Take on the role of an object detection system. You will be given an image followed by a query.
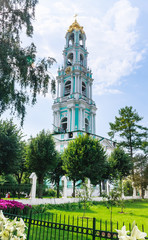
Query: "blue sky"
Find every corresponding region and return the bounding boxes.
[2,0,148,140]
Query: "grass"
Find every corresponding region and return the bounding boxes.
[38,199,148,233]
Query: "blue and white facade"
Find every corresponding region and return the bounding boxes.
[52,20,114,154]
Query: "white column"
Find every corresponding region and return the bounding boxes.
[71,76,73,94]
[80,76,82,94]
[91,113,93,133]
[29,173,37,199]
[79,108,82,130]
[106,181,109,195]
[90,83,92,99]
[72,107,75,131]
[68,108,70,131]
[87,178,91,198]
[61,176,67,198]
[93,114,96,134]
[60,80,63,97]
[82,109,85,130]
[78,75,80,93]
[57,110,60,128]
[87,83,90,99]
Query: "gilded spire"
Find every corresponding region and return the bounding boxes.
[67,16,85,34]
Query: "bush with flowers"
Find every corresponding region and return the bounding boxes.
[0,200,31,211]
[116,221,147,240]
[0,210,27,240]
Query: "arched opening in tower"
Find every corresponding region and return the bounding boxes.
[82,82,86,97]
[85,118,89,132]
[80,54,84,66]
[67,53,73,66]
[64,80,71,96]
[79,34,83,47]
[68,33,74,46]
[61,117,67,132]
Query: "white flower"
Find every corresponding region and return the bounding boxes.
[130,225,147,240]
[0,211,27,240]
[116,225,130,240]
[116,222,147,240]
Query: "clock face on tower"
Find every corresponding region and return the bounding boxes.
[65,66,71,75]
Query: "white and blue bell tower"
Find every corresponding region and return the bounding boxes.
[52,19,97,150]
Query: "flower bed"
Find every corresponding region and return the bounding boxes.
[0,199,31,210]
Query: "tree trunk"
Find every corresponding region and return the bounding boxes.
[99,181,102,196]
[57,180,60,198]
[38,177,44,198]
[73,180,76,198]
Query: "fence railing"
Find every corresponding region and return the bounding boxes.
[3,209,148,240]
[0,183,31,198]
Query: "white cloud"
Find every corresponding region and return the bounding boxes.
[87,0,145,94]
[32,0,146,96]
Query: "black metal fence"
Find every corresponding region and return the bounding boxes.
[2,208,148,240]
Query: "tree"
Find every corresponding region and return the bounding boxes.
[26,130,57,197]
[0,0,56,124]
[133,154,148,198]
[108,106,148,177]
[108,147,133,212]
[108,147,133,181]
[0,119,23,175]
[62,134,107,197]
[50,153,66,198]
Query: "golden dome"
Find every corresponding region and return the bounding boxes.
[67,20,85,34]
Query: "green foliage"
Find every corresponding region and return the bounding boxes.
[76,178,93,216]
[123,179,133,196]
[0,119,24,175]
[108,106,148,159]
[108,147,133,180]
[49,153,65,198]
[62,134,107,196]
[133,154,148,198]
[26,130,57,197]
[0,0,56,124]
[43,188,57,198]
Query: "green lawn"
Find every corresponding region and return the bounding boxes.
[41,199,148,233]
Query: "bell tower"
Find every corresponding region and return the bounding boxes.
[52,19,97,151]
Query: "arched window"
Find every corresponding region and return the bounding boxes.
[67,53,73,66]
[68,33,74,46]
[64,81,71,96]
[82,82,86,97]
[61,117,67,132]
[85,118,89,132]
[79,34,83,47]
[80,54,84,66]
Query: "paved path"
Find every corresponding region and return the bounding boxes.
[17,196,142,205]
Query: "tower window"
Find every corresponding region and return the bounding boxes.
[79,34,83,47]
[67,53,73,66]
[64,80,71,96]
[85,118,89,132]
[61,117,67,132]
[68,33,74,46]
[80,54,84,66]
[82,82,86,97]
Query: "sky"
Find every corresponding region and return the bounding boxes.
[2,0,148,140]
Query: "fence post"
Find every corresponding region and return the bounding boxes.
[92,217,96,240]
[27,209,32,240]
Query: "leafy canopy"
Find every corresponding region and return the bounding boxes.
[26,130,57,184]
[0,119,24,175]
[62,134,107,185]
[108,106,148,158]
[0,0,56,124]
